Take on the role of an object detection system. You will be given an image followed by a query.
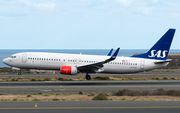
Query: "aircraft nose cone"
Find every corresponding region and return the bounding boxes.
[2,58,8,65]
[3,59,5,63]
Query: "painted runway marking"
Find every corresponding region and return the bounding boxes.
[0,106,180,109]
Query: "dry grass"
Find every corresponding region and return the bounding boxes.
[110,75,180,80]
[1,74,180,82]
[0,94,180,101]
[110,96,180,101]
[0,94,92,101]
[147,69,180,72]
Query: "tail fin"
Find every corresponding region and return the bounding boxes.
[132,29,176,60]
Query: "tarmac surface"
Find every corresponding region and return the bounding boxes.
[0,80,180,94]
[0,101,179,113]
[1,71,180,77]
[0,72,180,113]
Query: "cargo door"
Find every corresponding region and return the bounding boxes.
[140,60,145,69]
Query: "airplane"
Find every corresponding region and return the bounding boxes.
[106,48,113,56]
[2,29,176,80]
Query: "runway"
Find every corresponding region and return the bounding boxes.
[0,76,180,113]
[0,80,180,94]
[0,101,179,113]
[1,71,180,77]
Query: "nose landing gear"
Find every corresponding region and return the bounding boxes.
[18,71,21,75]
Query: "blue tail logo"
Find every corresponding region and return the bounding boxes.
[148,50,168,58]
[132,29,176,60]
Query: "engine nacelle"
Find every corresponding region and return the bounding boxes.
[60,66,78,75]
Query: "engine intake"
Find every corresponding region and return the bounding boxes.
[60,66,78,75]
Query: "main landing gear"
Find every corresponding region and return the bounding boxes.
[85,73,91,80]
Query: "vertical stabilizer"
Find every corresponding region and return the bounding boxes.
[132,29,176,60]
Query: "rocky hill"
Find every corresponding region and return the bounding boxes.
[166,54,180,69]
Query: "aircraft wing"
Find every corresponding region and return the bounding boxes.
[77,48,120,73]
[106,48,113,56]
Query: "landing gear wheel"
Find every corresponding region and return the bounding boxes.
[18,72,21,75]
[85,74,91,80]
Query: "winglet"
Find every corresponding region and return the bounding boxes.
[109,48,120,60]
[106,49,113,56]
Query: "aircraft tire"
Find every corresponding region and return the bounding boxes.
[85,74,91,80]
[18,72,21,75]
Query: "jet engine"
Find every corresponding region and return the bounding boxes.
[60,66,78,75]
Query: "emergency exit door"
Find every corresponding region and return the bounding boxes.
[22,54,27,63]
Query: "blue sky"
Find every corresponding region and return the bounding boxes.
[0,0,180,49]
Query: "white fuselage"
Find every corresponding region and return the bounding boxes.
[3,52,168,74]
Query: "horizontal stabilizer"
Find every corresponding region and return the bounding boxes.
[154,59,172,64]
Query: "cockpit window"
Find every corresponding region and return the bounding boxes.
[11,56,16,58]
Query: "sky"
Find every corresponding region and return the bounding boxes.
[0,0,180,49]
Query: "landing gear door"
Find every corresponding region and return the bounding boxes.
[22,54,27,63]
[140,60,145,69]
